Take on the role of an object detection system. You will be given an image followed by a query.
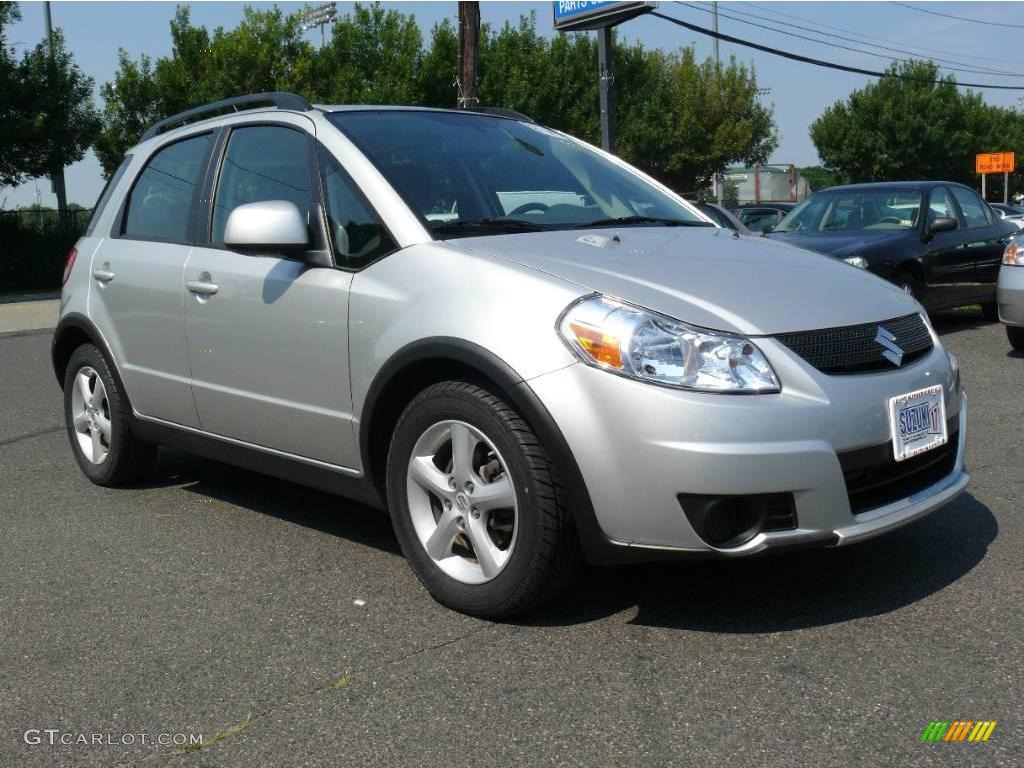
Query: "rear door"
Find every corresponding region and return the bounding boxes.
[87,132,214,427]
[182,119,360,468]
[949,185,1009,296]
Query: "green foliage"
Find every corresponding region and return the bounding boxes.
[810,60,1024,187]
[94,3,777,193]
[722,181,739,208]
[0,3,100,186]
[798,165,845,192]
[0,211,88,292]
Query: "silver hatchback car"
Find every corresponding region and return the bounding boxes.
[54,93,968,617]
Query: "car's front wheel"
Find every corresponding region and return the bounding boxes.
[1008,325,1024,351]
[63,344,156,486]
[386,381,580,618]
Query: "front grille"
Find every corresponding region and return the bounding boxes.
[839,417,959,514]
[774,313,933,374]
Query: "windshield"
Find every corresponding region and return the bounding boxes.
[774,189,923,233]
[328,111,709,236]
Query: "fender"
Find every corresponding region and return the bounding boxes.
[359,337,638,564]
[51,312,127,396]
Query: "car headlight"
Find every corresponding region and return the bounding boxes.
[558,295,780,393]
[1003,240,1024,266]
[843,256,869,269]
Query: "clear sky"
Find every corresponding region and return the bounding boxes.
[4,0,1024,208]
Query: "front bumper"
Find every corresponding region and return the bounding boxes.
[997,264,1024,326]
[528,338,966,560]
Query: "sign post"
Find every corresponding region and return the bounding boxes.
[975,152,1015,204]
[553,2,655,153]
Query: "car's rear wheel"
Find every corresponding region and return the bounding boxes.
[63,344,156,486]
[1008,325,1024,351]
[386,381,580,618]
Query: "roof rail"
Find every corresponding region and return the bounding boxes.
[139,92,313,142]
[465,106,535,123]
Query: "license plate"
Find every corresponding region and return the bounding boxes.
[888,384,947,462]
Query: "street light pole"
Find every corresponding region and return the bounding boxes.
[299,2,337,50]
[44,1,68,227]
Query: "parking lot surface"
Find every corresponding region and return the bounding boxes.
[1,312,1021,767]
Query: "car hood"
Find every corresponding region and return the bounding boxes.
[765,229,910,258]
[450,227,919,336]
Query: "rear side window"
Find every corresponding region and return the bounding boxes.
[211,125,312,244]
[123,134,212,242]
[319,147,396,268]
[950,187,991,229]
[86,154,131,236]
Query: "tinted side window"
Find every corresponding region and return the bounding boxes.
[212,126,312,243]
[950,187,989,229]
[319,148,396,268]
[87,154,132,236]
[124,134,211,241]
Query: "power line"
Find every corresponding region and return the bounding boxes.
[749,1,1024,67]
[891,2,1024,30]
[651,10,1024,90]
[685,1,1024,77]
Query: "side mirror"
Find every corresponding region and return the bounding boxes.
[761,222,775,234]
[224,200,309,252]
[928,216,958,235]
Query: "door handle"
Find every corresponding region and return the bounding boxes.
[92,264,115,282]
[186,279,219,296]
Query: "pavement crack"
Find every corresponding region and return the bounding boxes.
[0,424,62,447]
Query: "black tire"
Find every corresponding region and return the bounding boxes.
[1008,325,1024,351]
[63,344,156,486]
[386,381,580,619]
[894,270,925,304]
[981,301,999,322]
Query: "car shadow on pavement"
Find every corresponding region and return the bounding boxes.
[150,447,403,556]
[929,308,994,334]
[529,493,996,633]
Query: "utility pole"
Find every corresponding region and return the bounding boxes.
[457,1,480,109]
[597,27,616,153]
[712,1,719,66]
[44,2,68,228]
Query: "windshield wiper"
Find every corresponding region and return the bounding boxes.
[580,215,713,228]
[429,218,553,237]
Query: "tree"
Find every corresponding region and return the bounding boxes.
[0,3,100,187]
[620,49,776,193]
[810,59,1024,186]
[95,3,778,192]
[798,165,844,192]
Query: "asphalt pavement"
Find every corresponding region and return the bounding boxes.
[1,311,1021,767]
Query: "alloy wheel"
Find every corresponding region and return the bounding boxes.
[406,420,518,585]
[70,366,112,464]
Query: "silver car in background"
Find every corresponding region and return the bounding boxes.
[998,237,1024,350]
[53,93,967,618]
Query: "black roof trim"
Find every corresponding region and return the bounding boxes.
[139,92,313,142]
[464,106,535,123]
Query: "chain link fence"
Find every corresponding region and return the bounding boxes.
[0,209,92,294]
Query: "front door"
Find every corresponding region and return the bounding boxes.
[922,186,974,308]
[183,122,358,468]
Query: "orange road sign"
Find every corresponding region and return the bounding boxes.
[976,152,1015,174]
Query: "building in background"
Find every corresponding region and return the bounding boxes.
[723,164,811,204]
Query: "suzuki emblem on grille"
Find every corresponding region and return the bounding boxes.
[875,325,904,366]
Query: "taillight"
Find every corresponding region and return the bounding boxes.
[61,246,78,286]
